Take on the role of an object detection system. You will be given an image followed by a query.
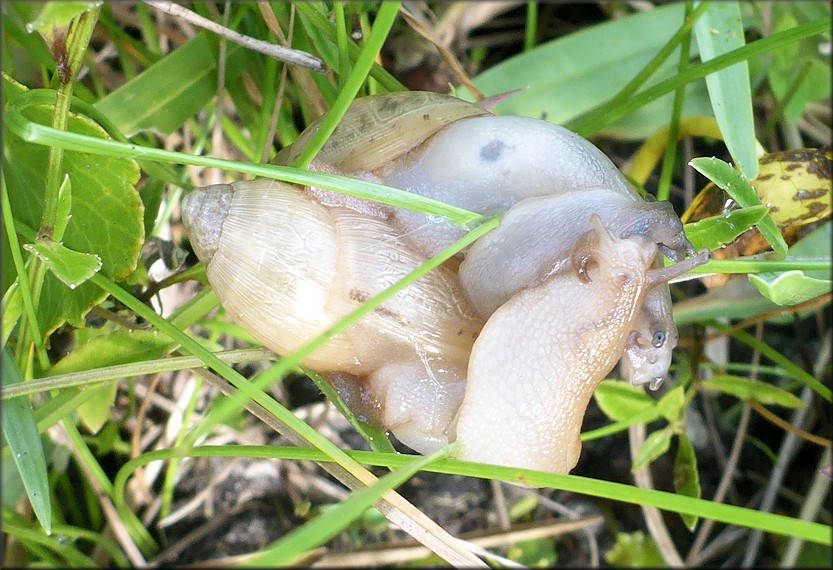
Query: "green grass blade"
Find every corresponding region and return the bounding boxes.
[248,445,455,566]
[6,91,485,227]
[292,1,400,169]
[693,2,758,179]
[572,15,829,135]
[115,445,833,547]
[1,346,52,534]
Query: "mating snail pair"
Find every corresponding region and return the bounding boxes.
[182,92,709,474]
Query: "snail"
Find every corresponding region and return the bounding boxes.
[182,92,709,473]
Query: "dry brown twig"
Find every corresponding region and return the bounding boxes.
[144,1,324,71]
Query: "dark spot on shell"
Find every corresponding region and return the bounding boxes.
[785,162,802,171]
[351,288,405,323]
[479,139,505,162]
[808,149,832,179]
[349,288,370,303]
[794,188,827,200]
[422,113,430,121]
[756,173,774,181]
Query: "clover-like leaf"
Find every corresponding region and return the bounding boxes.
[674,433,701,530]
[632,427,673,472]
[594,379,656,423]
[684,204,768,252]
[3,79,143,338]
[689,156,788,257]
[702,375,806,408]
[24,241,102,289]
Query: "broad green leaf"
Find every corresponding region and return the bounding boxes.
[684,204,769,252]
[694,2,758,179]
[673,279,785,326]
[656,386,686,423]
[1,346,52,534]
[77,383,118,434]
[674,433,701,530]
[93,32,244,137]
[604,531,665,567]
[748,271,831,307]
[594,379,656,423]
[24,241,102,289]
[2,281,24,347]
[702,375,806,408]
[46,329,178,377]
[632,427,673,472]
[749,221,832,306]
[3,81,143,338]
[689,156,788,257]
[768,9,832,122]
[468,3,712,138]
[27,1,100,46]
[508,537,558,567]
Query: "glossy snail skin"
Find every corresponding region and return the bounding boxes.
[183,92,708,473]
[455,218,672,473]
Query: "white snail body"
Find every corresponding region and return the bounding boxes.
[456,218,656,472]
[183,92,708,474]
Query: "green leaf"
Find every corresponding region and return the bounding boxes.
[674,433,701,530]
[24,241,102,289]
[689,156,788,257]
[693,2,758,179]
[46,329,178,377]
[1,346,52,534]
[684,204,768,252]
[53,174,71,242]
[768,9,832,122]
[468,3,712,138]
[656,386,686,423]
[27,1,100,46]
[748,221,832,306]
[93,32,244,137]
[2,281,24,347]
[702,375,806,408]
[632,427,674,472]
[3,82,144,338]
[604,531,665,567]
[594,380,656,423]
[748,270,831,307]
[77,383,118,434]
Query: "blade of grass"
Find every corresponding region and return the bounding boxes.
[1,346,52,534]
[292,1,400,169]
[293,2,405,93]
[657,2,694,201]
[6,90,484,227]
[571,15,829,136]
[693,1,758,179]
[249,445,457,566]
[730,328,831,403]
[115,445,833,546]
